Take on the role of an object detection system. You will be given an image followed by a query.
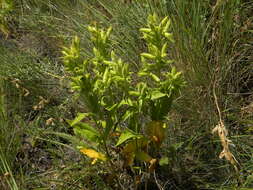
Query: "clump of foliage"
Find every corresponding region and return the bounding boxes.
[62,13,184,187]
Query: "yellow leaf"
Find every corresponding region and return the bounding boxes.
[80,148,107,162]
[122,142,136,166]
[146,121,165,147]
[122,138,149,167]
[135,151,152,162]
[149,158,157,173]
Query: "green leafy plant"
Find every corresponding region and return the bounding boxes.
[62,13,185,186]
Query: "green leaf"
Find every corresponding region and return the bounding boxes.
[150,73,160,82]
[159,157,169,166]
[106,26,112,37]
[151,91,166,100]
[106,103,118,112]
[103,67,109,83]
[160,16,168,27]
[141,53,156,59]
[135,151,152,162]
[68,113,90,126]
[103,121,113,140]
[122,110,134,121]
[138,71,148,77]
[140,28,151,33]
[73,123,100,142]
[163,18,171,32]
[128,91,140,96]
[161,43,168,56]
[116,130,142,146]
[172,142,184,150]
[164,32,174,42]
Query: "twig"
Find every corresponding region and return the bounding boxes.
[153,171,163,190]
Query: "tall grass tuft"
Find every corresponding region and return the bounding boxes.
[0,78,19,190]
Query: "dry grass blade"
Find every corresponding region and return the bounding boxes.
[212,121,239,172]
[212,81,240,172]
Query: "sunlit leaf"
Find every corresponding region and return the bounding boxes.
[122,110,134,121]
[139,28,151,33]
[150,73,160,82]
[103,121,113,140]
[151,91,166,100]
[128,91,140,96]
[68,112,90,126]
[141,53,156,59]
[116,130,142,146]
[73,123,99,142]
[159,157,169,166]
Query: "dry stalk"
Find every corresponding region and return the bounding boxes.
[33,96,49,110]
[212,81,239,172]
[11,78,30,96]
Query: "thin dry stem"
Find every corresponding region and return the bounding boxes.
[212,81,239,172]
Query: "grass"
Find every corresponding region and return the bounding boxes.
[0,78,20,190]
[0,0,252,189]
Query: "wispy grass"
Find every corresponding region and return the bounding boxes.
[0,78,20,190]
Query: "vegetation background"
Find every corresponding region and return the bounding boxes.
[0,0,252,189]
